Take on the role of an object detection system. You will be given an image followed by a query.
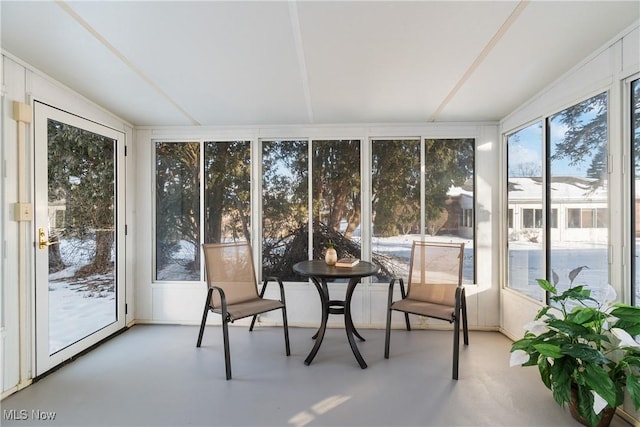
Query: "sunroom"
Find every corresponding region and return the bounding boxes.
[1,1,639,426]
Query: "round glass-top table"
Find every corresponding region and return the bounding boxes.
[293,260,379,369]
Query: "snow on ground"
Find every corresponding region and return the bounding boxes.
[49,235,639,354]
[48,240,116,355]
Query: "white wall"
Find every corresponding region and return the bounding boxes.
[133,123,500,331]
[499,23,639,424]
[1,53,135,396]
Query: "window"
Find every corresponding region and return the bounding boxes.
[549,92,609,296]
[262,140,309,281]
[371,138,475,284]
[425,139,475,284]
[371,139,421,282]
[463,208,473,228]
[155,140,250,282]
[203,140,251,244]
[567,207,607,228]
[312,140,361,261]
[506,94,609,301]
[153,136,477,285]
[155,141,200,281]
[522,208,543,228]
[506,122,544,300]
[550,208,558,229]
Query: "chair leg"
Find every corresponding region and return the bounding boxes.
[453,316,460,380]
[282,307,291,356]
[384,307,392,359]
[196,288,213,347]
[462,294,469,345]
[249,282,268,331]
[222,318,231,380]
[249,314,258,331]
[404,313,411,331]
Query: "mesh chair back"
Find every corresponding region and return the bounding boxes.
[202,242,259,308]
[407,241,464,306]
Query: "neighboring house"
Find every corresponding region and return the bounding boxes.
[507,176,608,244]
[443,186,474,240]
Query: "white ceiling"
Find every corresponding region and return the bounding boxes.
[1,1,638,127]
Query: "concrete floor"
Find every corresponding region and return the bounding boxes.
[1,324,633,427]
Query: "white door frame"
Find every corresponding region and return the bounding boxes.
[33,102,126,376]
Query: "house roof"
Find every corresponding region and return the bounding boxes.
[508,176,611,202]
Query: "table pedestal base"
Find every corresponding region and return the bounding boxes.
[304,277,368,369]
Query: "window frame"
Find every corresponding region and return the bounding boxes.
[152,135,478,285]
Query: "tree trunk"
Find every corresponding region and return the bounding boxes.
[48,234,65,273]
[78,230,113,277]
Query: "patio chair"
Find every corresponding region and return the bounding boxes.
[384,241,468,379]
[196,241,290,380]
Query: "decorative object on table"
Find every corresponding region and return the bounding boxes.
[335,258,360,268]
[324,240,337,266]
[509,272,640,427]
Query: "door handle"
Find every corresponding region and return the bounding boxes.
[38,228,60,250]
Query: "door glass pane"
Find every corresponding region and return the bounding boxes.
[204,140,251,244]
[262,140,309,281]
[155,141,200,281]
[424,139,475,284]
[549,92,609,299]
[632,78,640,305]
[47,119,116,354]
[507,122,544,300]
[312,140,361,262]
[371,139,420,283]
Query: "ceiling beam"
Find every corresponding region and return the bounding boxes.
[428,0,530,122]
[55,0,201,126]
[288,0,314,124]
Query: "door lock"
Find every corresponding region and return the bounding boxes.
[38,228,60,250]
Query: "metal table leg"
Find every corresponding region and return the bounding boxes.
[344,277,367,369]
[305,277,329,365]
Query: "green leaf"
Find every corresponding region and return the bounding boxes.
[561,343,610,364]
[510,339,532,352]
[538,358,552,389]
[547,319,590,337]
[559,286,594,304]
[610,305,640,322]
[537,278,556,294]
[626,375,640,410]
[550,359,572,405]
[534,343,563,359]
[575,384,599,427]
[567,307,598,325]
[583,364,618,408]
[534,306,552,320]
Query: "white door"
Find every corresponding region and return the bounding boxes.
[33,102,126,376]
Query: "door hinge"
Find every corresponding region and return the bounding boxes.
[125,304,128,315]
[124,145,128,156]
[125,224,128,235]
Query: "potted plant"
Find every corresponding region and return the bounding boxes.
[509,272,640,427]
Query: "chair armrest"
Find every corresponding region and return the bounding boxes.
[454,286,465,312]
[261,276,287,305]
[387,277,406,307]
[209,285,229,320]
